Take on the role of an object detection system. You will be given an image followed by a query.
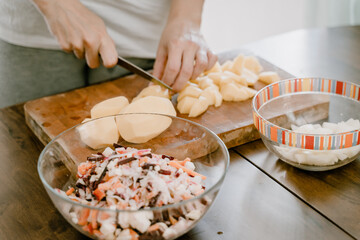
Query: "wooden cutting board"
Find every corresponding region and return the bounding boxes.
[24,51,327,148]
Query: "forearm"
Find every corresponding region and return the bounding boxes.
[167,0,204,28]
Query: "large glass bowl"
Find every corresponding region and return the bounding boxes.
[38,113,229,239]
[252,78,360,171]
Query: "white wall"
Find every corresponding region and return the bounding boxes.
[202,0,360,53]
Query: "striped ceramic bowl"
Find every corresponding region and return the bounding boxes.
[252,78,360,171]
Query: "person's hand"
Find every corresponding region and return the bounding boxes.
[153,20,217,92]
[32,0,117,68]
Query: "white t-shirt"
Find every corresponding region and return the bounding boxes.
[0,0,171,58]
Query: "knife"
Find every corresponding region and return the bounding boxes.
[117,56,173,91]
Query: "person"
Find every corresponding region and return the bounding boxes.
[0,0,217,108]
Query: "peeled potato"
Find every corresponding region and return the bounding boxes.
[244,56,263,74]
[232,54,245,75]
[198,77,215,90]
[259,71,280,85]
[207,72,225,85]
[200,88,216,106]
[91,96,129,119]
[78,117,119,149]
[177,96,197,114]
[244,87,258,98]
[221,60,233,72]
[241,68,259,86]
[177,85,203,102]
[204,61,222,75]
[189,96,209,117]
[223,71,247,86]
[220,83,250,101]
[116,96,176,143]
[132,85,170,102]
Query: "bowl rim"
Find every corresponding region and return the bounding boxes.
[252,77,360,150]
[38,113,230,213]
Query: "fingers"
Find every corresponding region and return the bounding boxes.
[207,50,218,71]
[99,37,118,68]
[191,50,208,80]
[172,48,196,91]
[153,47,167,79]
[161,43,182,86]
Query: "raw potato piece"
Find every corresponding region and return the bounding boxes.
[244,56,263,74]
[189,96,209,117]
[207,72,224,85]
[132,85,170,102]
[198,77,215,90]
[177,96,197,114]
[259,71,280,85]
[223,71,247,86]
[204,61,221,74]
[177,85,203,102]
[78,117,119,149]
[220,83,250,101]
[91,96,129,119]
[117,96,176,143]
[221,60,233,72]
[241,68,259,86]
[232,54,245,75]
[244,87,257,98]
[200,88,217,106]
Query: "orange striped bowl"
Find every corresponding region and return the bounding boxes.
[252,78,360,171]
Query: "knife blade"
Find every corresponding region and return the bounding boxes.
[117,56,173,91]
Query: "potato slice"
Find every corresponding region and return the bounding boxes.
[78,117,119,149]
[221,60,233,72]
[207,72,225,86]
[177,85,203,102]
[223,71,247,86]
[244,87,258,98]
[220,83,250,101]
[204,61,222,75]
[177,96,197,114]
[198,77,215,90]
[259,71,280,85]
[241,68,259,86]
[244,56,263,74]
[189,96,209,117]
[91,96,129,119]
[204,87,223,107]
[232,54,245,75]
[116,96,176,143]
[132,85,170,102]
[200,88,217,106]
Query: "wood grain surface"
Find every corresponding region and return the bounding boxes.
[236,26,360,238]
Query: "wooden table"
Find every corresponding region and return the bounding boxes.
[0,26,359,240]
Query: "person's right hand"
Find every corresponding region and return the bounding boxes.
[32,0,118,68]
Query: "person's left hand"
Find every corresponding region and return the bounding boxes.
[153,20,217,92]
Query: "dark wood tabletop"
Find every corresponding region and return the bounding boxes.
[0,26,359,240]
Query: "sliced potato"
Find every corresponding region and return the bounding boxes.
[259,71,280,85]
[198,77,215,90]
[78,117,119,149]
[117,96,176,143]
[232,54,245,75]
[207,72,225,86]
[221,60,233,72]
[91,96,129,119]
[177,96,197,114]
[223,71,247,86]
[244,56,263,74]
[204,61,222,75]
[189,96,209,117]
[220,83,250,101]
[241,68,259,86]
[244,87,258,98]
[132,85,170,102]
[177,85,203,102]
